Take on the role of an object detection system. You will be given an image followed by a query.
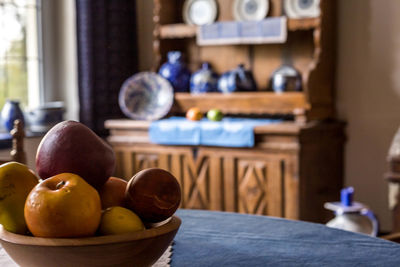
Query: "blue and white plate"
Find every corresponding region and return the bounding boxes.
[183,0,218,26]
[284,0,320,19]
[118,72,174,121]
[233,0,269,22]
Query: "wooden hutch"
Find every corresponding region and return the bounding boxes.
[105,0,345,223]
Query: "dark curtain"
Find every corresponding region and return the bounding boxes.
[75,0,138,136]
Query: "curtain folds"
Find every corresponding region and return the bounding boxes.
[75,0,138,135]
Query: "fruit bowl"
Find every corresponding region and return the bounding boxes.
[0,215,181,267]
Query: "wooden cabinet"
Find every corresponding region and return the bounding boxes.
[104,1,344,224]
[152,0,337,121]
[105,119,345,223]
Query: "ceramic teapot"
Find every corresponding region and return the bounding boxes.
[158,51,191,92]
[269,65,302,92]
[324,187,378,237]
[217,64,257,93]
[190,62,219,94]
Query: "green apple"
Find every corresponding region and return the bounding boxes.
[207,109,223,121]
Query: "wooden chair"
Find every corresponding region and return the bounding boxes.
[0,119,26,165]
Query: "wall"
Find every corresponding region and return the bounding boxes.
[336,0,400,231]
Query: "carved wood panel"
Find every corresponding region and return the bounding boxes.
[236,158,283,216]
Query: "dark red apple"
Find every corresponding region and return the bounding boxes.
[36,120,116,189]
[125,168,181,223]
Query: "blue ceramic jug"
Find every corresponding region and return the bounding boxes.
[158,51,191,92]
[190,62,219,94]
[1,100,25,132]
[217,64,257,93]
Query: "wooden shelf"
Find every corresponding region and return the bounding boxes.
[287,17,321,31]
[159,24,197,39]
[171,92,310,115]
[159,18,320,39]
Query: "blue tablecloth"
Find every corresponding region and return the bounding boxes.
[149,117,282,147]
[172,209,400,266]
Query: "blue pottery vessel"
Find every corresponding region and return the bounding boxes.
[217,64,257,93]
[158,51,191,92]
[190,62,219,94]
[1,100,25,132]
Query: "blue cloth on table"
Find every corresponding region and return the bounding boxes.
[149,117,282,147]
[172,209,400,266]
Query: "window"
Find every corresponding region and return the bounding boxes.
[0,0,42,110]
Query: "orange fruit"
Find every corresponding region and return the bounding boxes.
[98,177,128,209]
[186,107,203,121]
[98,206,145,235]
[24,173,101,238]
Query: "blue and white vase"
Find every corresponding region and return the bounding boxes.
[1,100,25,132]
[190,63,219,94]
[217,64,257,93]
[158,51,191,93]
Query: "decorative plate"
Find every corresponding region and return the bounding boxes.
[283,0,320,19]
[233,0,269,21]
[118,72,174,121]
[183,0,218,26]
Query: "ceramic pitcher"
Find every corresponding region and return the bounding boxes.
[190,62,219,94]
[1,100,25,132]
[158,51,191,92]
[324,187,378,237]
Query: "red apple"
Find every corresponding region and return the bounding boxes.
[124,168,181,223]
[36,120,116,189]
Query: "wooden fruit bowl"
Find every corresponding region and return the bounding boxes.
[0,215,181,267]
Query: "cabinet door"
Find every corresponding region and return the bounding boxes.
[208,148,297,218]
[236,157,283,216]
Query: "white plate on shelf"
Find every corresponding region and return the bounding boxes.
[283,0,320,19]
[118,72,173,121]
[233,0,269,21]
[183,0,218,26]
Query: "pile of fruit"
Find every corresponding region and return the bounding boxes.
[186,107,224,121]
[0,121,181,238]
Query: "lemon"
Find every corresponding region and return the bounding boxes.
[99,206,145,235]
[0,162,39,234]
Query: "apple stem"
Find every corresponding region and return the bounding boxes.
[56,180,66,190]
